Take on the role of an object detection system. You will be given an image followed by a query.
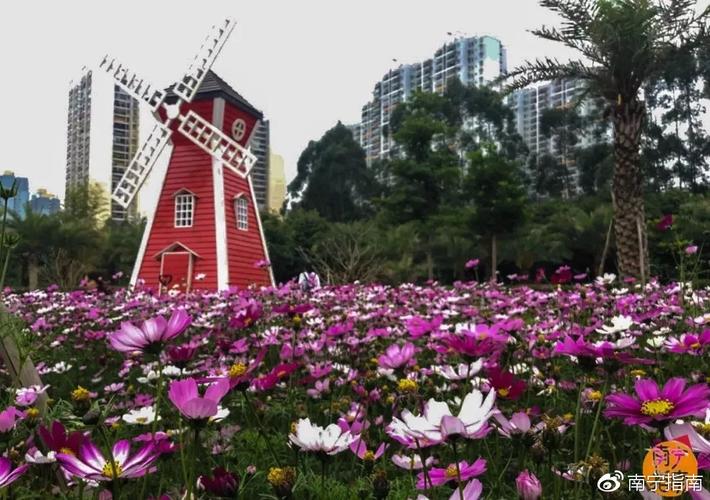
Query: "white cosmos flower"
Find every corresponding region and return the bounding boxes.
[288,418,356,455]
[596,315,633,335]
[210,406,230,423]
[387,389,496,445]
[122,406,160,425]
[25,448,56,464]
[432,360,483,381]
[595,273,616,285]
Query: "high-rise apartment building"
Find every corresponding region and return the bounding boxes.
[267,151,286,214]
[358,36,507,162]
[30,188,61,215]
[65,67,140,220]
[0,171,30,219]
[509,78,595,194]
[251,120,270,210]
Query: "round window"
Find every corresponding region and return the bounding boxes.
[232,119,246,141]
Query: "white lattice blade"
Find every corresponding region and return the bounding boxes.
[111,123,172,208]
[177,110,256,178]
[173,18,236,103]
[100,55,166,112]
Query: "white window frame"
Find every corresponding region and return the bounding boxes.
[174,193,195,228]
[234,195,248,231]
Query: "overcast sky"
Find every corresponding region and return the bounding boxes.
[1,0,708,203]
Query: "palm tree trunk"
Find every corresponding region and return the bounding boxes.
[28,256,39,290]
[611,99,649,280]
[490,234,497,283]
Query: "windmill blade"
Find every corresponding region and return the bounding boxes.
[112,123,172,209]
[100,55,166,112]
[177,110,257,178]
[172,18,236,103]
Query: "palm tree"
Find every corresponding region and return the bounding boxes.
[504,0,709,280]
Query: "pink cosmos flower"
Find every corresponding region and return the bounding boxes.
[377,342,416,369]
[493,411,532,438]
[604,378,710,426]
[0,457,29,488]
[350,437,388,460]
[109,309,191,354]
[168,377,230,421]
[664,331,710,356]
[416,458,486,489]
[15,385,50,407]
[516,470,542,499]
[404,316,443,339]
[465,259,480,269]
[57,439,159,481]
[685,244,699,255]
[0,407,24,433]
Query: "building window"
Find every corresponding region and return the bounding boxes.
[175,193,194,227]
[235,196,248,230]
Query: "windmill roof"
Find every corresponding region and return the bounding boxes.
[166,70,263,119]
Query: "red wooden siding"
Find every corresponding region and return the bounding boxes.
[221,101,271,288]
[137,101,219,291]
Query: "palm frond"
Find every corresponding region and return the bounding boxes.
[532,26,606,64]
[500,58,601,93]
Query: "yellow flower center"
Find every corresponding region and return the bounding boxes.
[397,379,418,393]
[690,342,702,350]
[244,317,252,326]
[267,467,295,487]
[292,315,302,327]
[102,460,123,479]
[135,417,147,424]
[71,386,91,402]
[588,390,603,402]
[26,407,40,419]
[290,422,297,434]
[497,387,511,397]
[363,450,375,461]
[640,399,675,417]
[630,369,646,378]
[59,447,74,456]
[445,464,459,478]
[229,363,248,378]
[563,413,574,421]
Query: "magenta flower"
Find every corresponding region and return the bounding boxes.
[377,342,416,370]
[604,378,710,426]
[0,407,24,433]
[657,214,673,231]
[57,439,159,481]
[516,470,542,499]
[109,309,191,354]
[38,421,86,455]
[350,437,388,461]
[404,315,443,339]
[168,377,230,421]
[199,466,239,496]
[0,457,28,489]
[465,259,480,269]
[665,331,710,355]
[15,384,50,407]
[416,458,486,489]
[685,244,699,255]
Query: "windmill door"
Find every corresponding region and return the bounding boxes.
[160,252,193,293]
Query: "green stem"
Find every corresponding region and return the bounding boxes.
[573,381,583,464]
[415,440,432,490]
[584,379,608,460]
[451,439,464,500]
[186,427,200,500]
[243,390,281,466]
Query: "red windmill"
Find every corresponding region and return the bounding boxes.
[101,19,273,292]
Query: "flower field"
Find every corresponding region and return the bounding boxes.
[0,277,709,499]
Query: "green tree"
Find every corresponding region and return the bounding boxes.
[287,123,374,222]
[381,92,462,280]
[504,0,710,280]
[465,148,527,280]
